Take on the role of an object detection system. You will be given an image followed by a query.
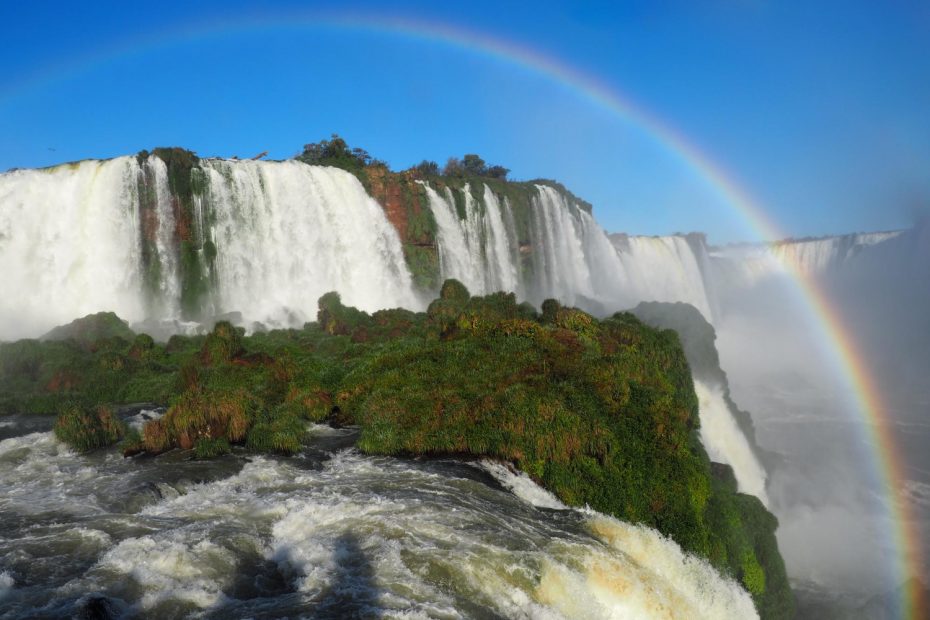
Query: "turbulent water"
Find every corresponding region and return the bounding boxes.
[0,417,756,620]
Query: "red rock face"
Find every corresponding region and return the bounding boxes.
[140,206,159,245]
[366,167,409,240]
[173,195,193,242]
[365,167,428,244]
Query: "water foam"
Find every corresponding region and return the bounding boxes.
[0,571,14,599]
[478,460,567,510]
[538,512,758,619]
[0,437,759,619]
[0,159,146,339]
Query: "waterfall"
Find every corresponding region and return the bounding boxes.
[201,160,417,328]
[610,234,716,320]
[0,157,418,338]
[422,181,640,310]
[0,158,147,340]
[694,380,769,503]
[421,182,521,296]
[481,184,520,295]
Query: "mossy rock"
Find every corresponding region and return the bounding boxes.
[41,312,135,348]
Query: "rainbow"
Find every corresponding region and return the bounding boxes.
[1,9,925,616]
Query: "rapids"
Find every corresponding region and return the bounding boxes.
[0,418,757,619]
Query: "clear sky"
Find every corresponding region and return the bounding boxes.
[1,1,927,243]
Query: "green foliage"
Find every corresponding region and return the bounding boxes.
[201,321,244,365]
[403,244,440,290]
[442,154,509,180]
[541,299,561,324]
[439,278,470,302]
[704,464,794,618]
[411,160,440,177]
[296,134,384,173]
[54,404,125,452]
[246,406,304,455]
[631,301,768,472]
[179,240,210,320]
[194,437,231,459]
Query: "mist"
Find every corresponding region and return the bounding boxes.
[709,222,930,613]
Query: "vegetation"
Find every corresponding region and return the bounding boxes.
[0,283,791,617]
[631,301,772,469]
[442,153,509,180]
[41,312,135,346]
[135,147,212,321]
[54,403,125,453]
[296,134,388,174]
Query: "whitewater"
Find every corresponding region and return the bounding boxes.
[0,417,756,619]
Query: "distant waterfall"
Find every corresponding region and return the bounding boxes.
[420,183,522,297]
[423,182,635,310]
[610,234,717,320]
[694,381,769,504]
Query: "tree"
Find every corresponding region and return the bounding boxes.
[462,154,487,176]
[413,160,440,177]
[443,157,464,177]
[297,134,377,172]
[486,165,509,180]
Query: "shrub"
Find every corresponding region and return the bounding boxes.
[194,437,231,459]
[54,404,125,452]
[200,321,244,365]
[246,406,304,455]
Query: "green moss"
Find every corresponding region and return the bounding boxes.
[201,321,244,365]
[120,427,145,456]
[741,549,767,596]
[403,244,440,290]
[41,312,135,346]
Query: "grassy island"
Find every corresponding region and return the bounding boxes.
[0,282,792,618]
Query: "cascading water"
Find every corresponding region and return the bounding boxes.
[0,157,419,339]
[423,181,637,310]
[610,234,717,321]
[0,159,148,340]
[201,160,417,328]
[420,182,522,296]
[694,380,769,503]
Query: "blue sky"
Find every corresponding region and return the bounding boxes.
[1,1,927,243]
